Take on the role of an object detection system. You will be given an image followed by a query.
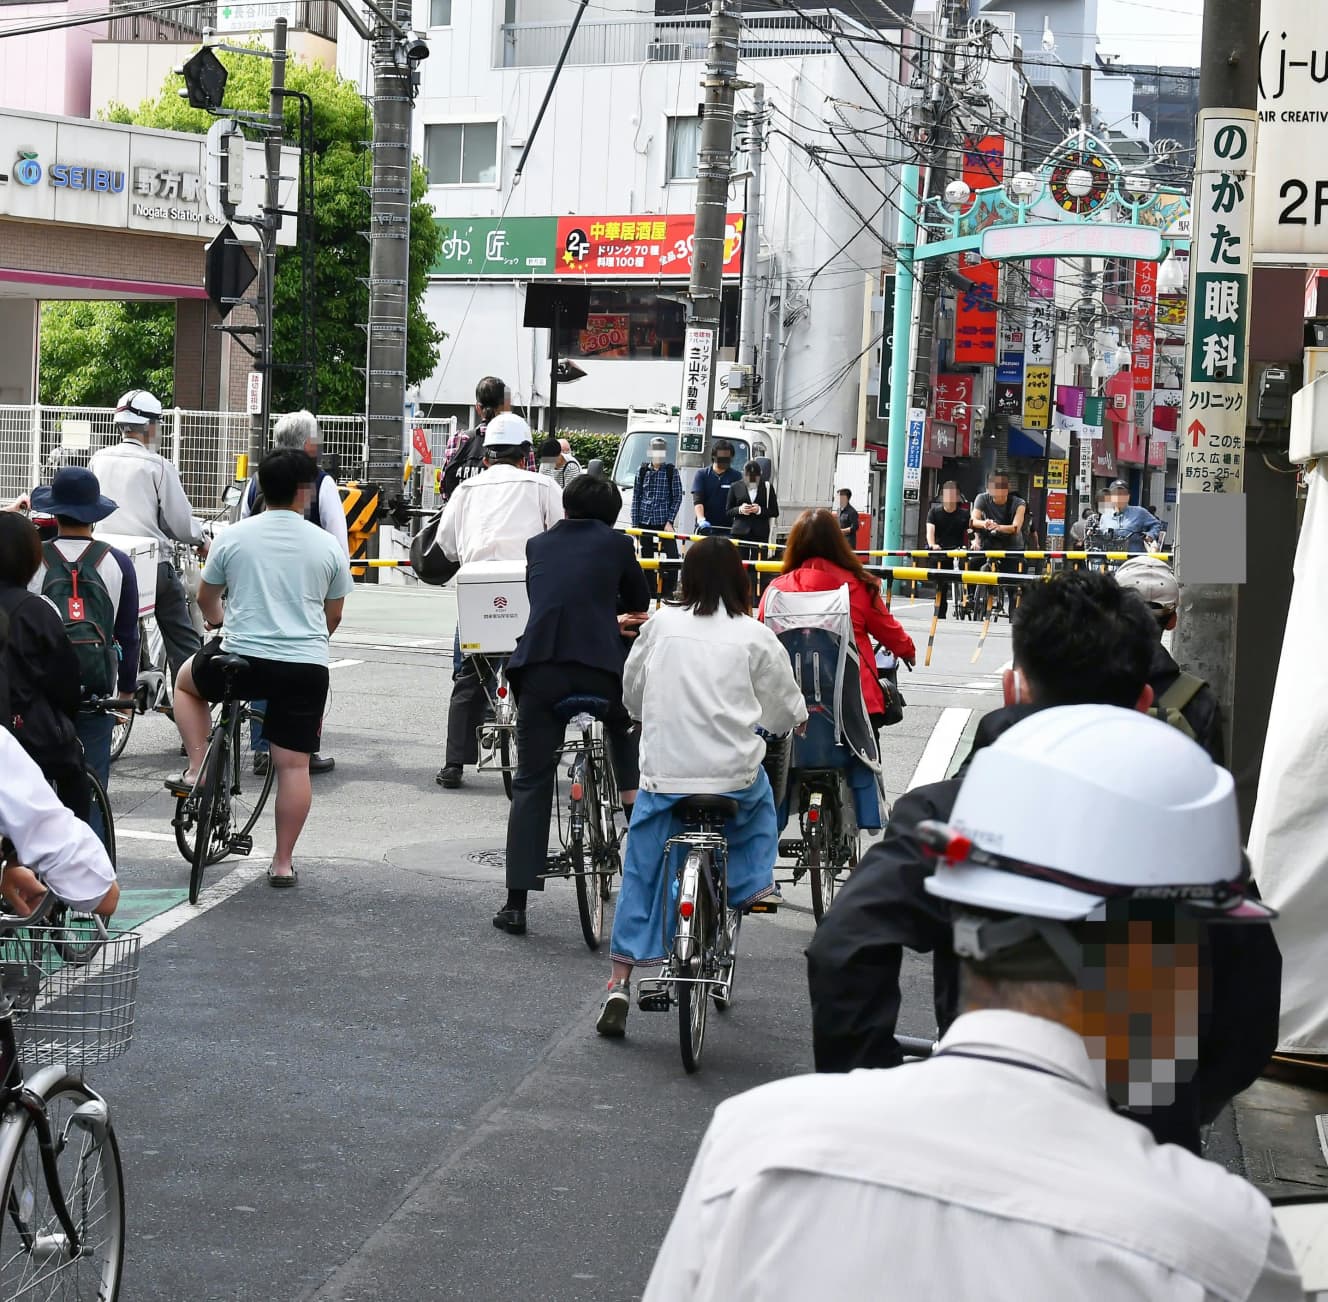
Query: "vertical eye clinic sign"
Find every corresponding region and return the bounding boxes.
[1257,4,1328,261]
[1180,109,1256,496]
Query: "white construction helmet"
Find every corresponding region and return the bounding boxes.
[1114,555,1180,613]
[482,412,532,451]
[114,389,163,427]
[921,705,1271,928]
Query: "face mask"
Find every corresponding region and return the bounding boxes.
[715,457,732,470]
[539,460,557,471]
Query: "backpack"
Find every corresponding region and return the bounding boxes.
[1150,671,1205,742]
[40,541,118,699]
[441,429,488,501]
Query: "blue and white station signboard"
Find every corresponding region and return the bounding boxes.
[904,407,926,503]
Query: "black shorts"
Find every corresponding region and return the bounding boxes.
[190,640,329,754]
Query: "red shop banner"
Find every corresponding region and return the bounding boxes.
[935,374,975,453]
[1132,260,1158,393]
[953,135,1004,366]
[556,213,744,277]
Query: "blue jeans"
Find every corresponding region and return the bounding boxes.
[250,700,269,754]
[77,712,114,851]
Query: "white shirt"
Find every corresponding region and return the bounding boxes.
[623,605,807,794]
[647,1010,1302,1302]
[89,437,201,546]
[239,473,349,557]
[437,462,562,565]
[0,732,117,912]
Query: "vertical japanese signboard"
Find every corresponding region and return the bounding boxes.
[679,327,714,454]
[934,375,975,454]
[1180,110,1256,493]
[953,136,1004,365]
[876,274,896,421]
[1131,260,1158,434]
[1024,257,1055,430]
[904,409,925,503]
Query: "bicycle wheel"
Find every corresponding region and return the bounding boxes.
[499,730,516,801]
[189,718,233,905]
[677,868,711,1074]
[712,907,740,1012]
[83,769,115,868]
[175,705,272,868]
[107,708,133,764]
[0,1076,125,1300]
[573,755,606,951]
[47,903,107,969]
[806,795,836,923]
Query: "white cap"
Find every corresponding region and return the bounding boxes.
[483,412,532,450]
[924,705,1268,921]
[115,389,163,427]
[1115,556,1180,611]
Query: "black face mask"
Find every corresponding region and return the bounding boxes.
[715,457,732,471]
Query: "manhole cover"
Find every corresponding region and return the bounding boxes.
[467,850,507,869]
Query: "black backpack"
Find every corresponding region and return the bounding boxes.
[441,429,488,501]
[39,541,118,699]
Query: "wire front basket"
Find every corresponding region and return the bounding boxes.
[0,930,140,1074]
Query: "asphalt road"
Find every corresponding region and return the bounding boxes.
[92,584,1010,1300]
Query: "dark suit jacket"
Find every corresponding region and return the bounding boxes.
[508,519,651,681]
[726,479,779,543]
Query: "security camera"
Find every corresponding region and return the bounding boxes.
[404,34,430,61]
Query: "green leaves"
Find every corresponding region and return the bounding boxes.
[39,302,175,407]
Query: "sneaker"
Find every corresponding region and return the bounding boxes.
[436,764,463,789]
[253,752,270,777]
[596,981,630,1038]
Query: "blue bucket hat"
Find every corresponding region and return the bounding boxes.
[30,466,118,524]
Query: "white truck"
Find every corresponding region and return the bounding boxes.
[612,406,842,540]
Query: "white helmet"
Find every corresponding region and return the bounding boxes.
[921,705,1271,926]
[482,412,532,451]
[1115,555,1180,612]
[114,389,163,428]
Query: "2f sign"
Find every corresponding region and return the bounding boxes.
[1256,3,1328,261]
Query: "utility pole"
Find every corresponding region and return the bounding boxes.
[1171,0,1260,758]
[737,83,764,400]
[363,0,416,488]
[678,0,740,476]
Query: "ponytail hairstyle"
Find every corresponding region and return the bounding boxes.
[475,375,508,425]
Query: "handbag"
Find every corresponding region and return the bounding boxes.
[408,510,461,587]
[879,664,906,727]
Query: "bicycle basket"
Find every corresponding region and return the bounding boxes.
[0,929,140,1073]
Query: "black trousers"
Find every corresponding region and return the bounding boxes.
[444,655,492,767]
[504,664,639,893]
[637,531,679,601]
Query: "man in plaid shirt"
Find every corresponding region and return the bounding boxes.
[632,437,683,600]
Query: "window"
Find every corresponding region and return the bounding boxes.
[424,122,498,186]
[556,286,739,362]
[429,0,451,25]
[666,116,700,182]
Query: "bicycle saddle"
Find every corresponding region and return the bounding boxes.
[677,795,739,822]
[215,654,251,675]
[554,695,612,723]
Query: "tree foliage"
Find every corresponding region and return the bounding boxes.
[39,301,175,407]
[39,53,443,414]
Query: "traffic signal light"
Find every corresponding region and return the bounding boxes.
[176,47,228,112]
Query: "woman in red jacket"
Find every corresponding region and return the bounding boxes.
[759,508,915,730]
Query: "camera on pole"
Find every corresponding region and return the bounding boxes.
[204,118,246,224]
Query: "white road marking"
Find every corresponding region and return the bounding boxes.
[328,659,363,670]
[136,862,271,949]
[907,707,972,790]
[116,828,180,844]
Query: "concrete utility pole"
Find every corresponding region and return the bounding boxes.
[1171,0,1261,757]
[363,0,415,486]
[679,0,740,476]
[737,83,764,395]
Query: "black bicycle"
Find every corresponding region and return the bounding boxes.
[540,696,623,950]
[170,655,274,904]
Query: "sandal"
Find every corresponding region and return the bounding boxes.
[163,771,196,797]
[266,868,298,888]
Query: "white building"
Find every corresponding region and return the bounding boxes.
[338,2,908,436]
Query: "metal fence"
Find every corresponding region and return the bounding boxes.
[0,405,457,512]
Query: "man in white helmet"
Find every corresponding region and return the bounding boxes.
[1115,555,1223,763]
[89,389,204,677]
[434,412,562,788]
[647,707,1301,1302]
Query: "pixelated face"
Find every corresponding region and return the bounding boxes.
[988,479,1010,504]
[1072,910,1202,1112]
[1110,487,1130,510]
[942,485,959,509]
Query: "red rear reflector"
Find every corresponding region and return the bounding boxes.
[570,782,583,802]
[808,808,820,823]
[679,900,694,919]
[945,835,973,864]
[497,686,508,699]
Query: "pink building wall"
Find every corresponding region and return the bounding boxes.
[0,0,106,118]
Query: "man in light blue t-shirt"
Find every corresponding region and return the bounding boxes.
[169,449,353,887]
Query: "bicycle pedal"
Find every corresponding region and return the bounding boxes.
[636,980,670,1013]
[748,899,779,914]
[229,834,253,857]
[538,856,569,879]
[778,839,804,859]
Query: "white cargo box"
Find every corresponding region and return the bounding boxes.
[455,560,530,656]
[94,533,160,618]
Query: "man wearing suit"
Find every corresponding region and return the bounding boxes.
[727,460,780,598]
[495,474,652,936]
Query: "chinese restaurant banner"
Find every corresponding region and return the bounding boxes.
[953,135,1004,365]
[556,213,744,277]
[578,313,631,358]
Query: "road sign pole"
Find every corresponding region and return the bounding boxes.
[885,162,920,553]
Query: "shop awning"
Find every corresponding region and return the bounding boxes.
[1006,424,1048,459]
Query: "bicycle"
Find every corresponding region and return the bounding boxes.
[169,655,274,905]
[0,890,138,1299]
[539,696,623,951]
[473,655,518,801]
[636,796,743,1074]
[781,771,858,922]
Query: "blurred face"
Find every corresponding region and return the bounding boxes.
[649,445,666,466]
[942,485,959,510]
[1110,488,1130,510]
[714,447,733,471]
[838,492,849,507]
[988,479,1010,504]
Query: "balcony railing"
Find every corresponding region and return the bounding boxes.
[104,0,338,44]
[496,10,840,69]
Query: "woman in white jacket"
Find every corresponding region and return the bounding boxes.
[596,537,808,1038]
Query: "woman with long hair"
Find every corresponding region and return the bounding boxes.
[594,537,807,1038]
[759,508,915,731]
